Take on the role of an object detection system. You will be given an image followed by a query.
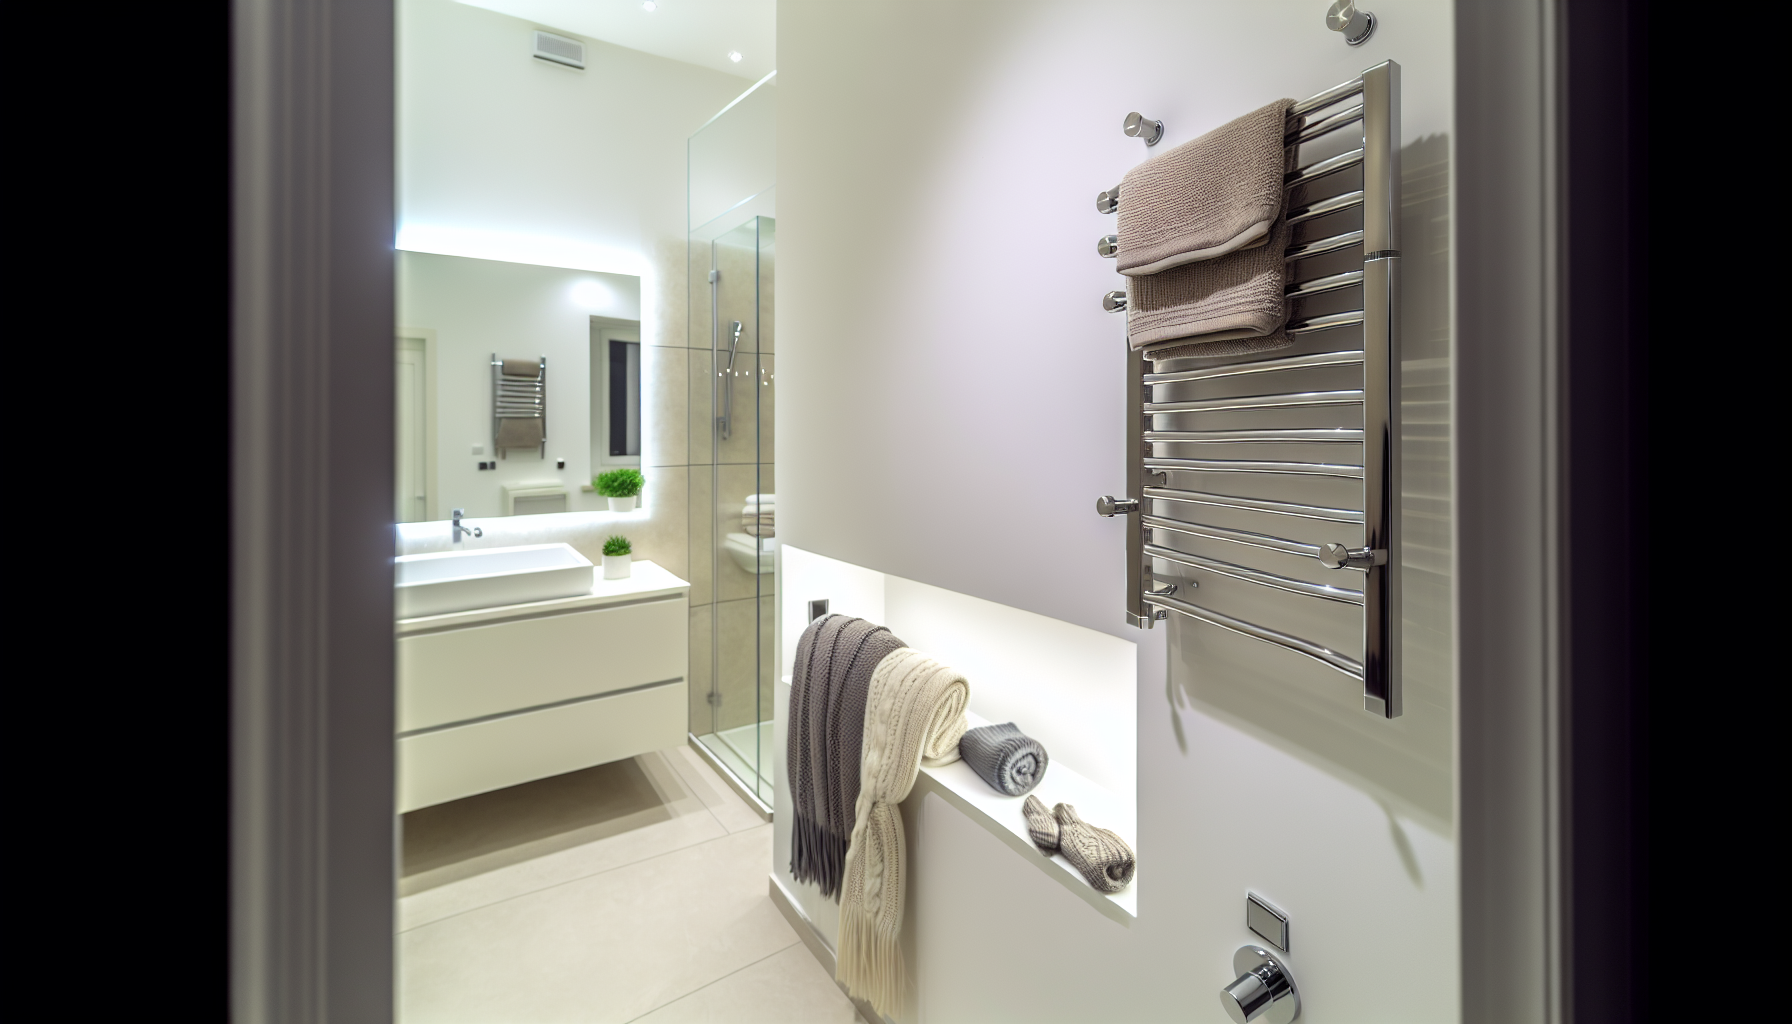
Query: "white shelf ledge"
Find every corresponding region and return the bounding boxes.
[912,711,1137,925]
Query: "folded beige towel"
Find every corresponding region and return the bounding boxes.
[1126,208,1293,354]
[500,358,541,378]
[494,417,543,451]
[1116,98,1294,277]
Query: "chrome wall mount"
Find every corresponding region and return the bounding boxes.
[1095,62,1403,718]
[1221,945,1301,1024]
[1122,112,1164,145]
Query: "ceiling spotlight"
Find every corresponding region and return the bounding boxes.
[641,0,656,10]
[728,50,742,63]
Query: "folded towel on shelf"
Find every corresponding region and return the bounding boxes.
[1023,795,1136,894]
[838,647,970,1019]
[743,493,775,507]
[1126,209,1294,355]
[788,615,908,901]
[958,722,1048,796]
[500,357,542,378]
[494,416,543,452]
[1115,98,1294,276]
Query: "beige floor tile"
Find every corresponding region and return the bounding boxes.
[667,743,766,833]
[399,751,725,931]
[629,944,859,1024]
[399,826,790,1024]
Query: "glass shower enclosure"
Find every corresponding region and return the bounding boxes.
[687,77,776,810]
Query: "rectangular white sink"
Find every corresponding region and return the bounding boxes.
[396,543,594,619]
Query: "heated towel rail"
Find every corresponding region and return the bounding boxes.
[1097,61,1402,718]
[492,354,547,458]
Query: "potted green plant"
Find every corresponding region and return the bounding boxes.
[594,468,645,512]
[602,534,633,579]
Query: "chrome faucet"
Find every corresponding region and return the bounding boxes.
[452,508,483,543]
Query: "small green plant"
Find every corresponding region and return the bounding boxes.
[594,468,645,498]
[602,535,632,557]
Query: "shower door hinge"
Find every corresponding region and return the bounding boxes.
[706,691,722,706]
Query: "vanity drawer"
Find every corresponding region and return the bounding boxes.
[398,595,688,733]
[398,679,687,812]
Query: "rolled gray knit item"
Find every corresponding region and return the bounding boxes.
[1053,803,1136,893]
[1023,795,1059,852]
[958,722,1048,796]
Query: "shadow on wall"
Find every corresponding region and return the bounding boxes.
[1165,134,1454,831]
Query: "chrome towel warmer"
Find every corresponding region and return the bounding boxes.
[491,354,547,458]
[1097,61,1402,718]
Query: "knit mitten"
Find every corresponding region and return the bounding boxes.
[1023,795,1060,852]
[1052,803,1137,893]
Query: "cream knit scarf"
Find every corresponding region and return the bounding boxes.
[836,648,969,1019]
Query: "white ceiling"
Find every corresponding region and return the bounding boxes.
[457,0,775,82]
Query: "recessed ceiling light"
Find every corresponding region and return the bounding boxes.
[641,0,656,10]
[728,51,743,63]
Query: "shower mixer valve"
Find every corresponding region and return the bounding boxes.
[1221,945,1301,1024]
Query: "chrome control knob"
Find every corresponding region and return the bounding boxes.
[1317,543,1386,569]
[1096,234,1119,258]
[1325,0,1376,45]
[1102,290,1127,312]
[1095,185,1120,213]
[1122,111,1164,145]
[1221,945,1300,1024]
[1095,495,1140,518]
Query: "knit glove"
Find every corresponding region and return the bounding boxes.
[1021,796,1135,893]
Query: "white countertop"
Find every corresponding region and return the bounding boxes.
[913,710,1137,924]
[396,560,689,635]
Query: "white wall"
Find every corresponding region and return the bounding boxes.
[776,2,1457,1021]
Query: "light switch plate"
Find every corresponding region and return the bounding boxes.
[1246,893,1289,951]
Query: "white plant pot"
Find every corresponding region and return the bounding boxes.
[602,553,632,579]
[607,495,637,512]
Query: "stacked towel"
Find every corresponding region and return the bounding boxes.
[741,493,775,538]
[1116,98,1296,358]
[1023,795,1136,894]
[838,648,970,1019]
[958,722,1048,796]
[787,614,906,900]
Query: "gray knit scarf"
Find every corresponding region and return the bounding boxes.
[787,614,907,900]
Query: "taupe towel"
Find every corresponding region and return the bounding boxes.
[1116,99,1294,276]
[500,358,541,378]
[788,614,907,900]
[1126,207,1294,355]
[494,417,543,450]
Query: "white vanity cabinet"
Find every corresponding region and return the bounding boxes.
[396,560,690,812]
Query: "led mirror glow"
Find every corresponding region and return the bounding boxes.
[571,280,615,310]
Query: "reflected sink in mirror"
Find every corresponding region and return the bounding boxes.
[395,543,594,619]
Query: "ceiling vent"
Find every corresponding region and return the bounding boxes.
[532,31,585,69]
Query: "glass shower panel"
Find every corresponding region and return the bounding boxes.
[687,76,775,810]
[690,217,775,808]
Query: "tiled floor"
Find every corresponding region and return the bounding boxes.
[399,745,860,1024]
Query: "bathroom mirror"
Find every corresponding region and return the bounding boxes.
[395,255,642,521]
